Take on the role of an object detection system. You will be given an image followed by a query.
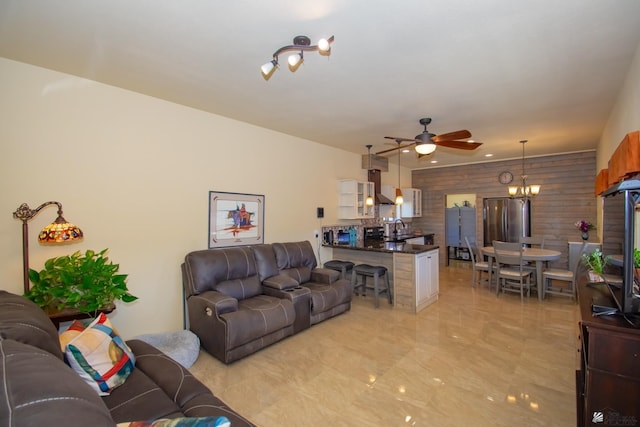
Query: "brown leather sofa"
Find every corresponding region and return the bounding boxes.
[182,246,298,364]
[0,290,255,427]
[182,241,352,364]
[259,241,352,325]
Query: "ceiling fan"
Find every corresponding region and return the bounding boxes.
[377,118,482,157]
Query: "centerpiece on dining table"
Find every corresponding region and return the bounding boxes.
[575,219,595,241]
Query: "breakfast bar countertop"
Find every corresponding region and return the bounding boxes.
[322,242,439,254]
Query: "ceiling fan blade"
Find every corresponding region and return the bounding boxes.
[376,138,417,155]
[432,130,472,142]
[435,140,483,150]
[383,136,416,142]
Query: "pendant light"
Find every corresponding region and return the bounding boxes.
[508,140,541,198]
[365,145,374,206]
[395,140,403,205]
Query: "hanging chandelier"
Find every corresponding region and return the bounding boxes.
[508,140,541,198]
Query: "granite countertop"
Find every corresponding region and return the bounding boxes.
[386,232,433,243]
[324,242,439,254]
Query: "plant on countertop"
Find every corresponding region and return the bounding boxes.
[634,247,640,268]
[582,248,610,276]
[26,248,138,316]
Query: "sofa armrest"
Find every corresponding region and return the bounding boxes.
[0,339,114,427]
[106,339,255,426]
[190,290,238,315]
[311,267,340,284]
[263,274,299,290]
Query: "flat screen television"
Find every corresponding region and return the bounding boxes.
[601,175,640,319]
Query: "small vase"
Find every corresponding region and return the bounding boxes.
[581,231,589,241]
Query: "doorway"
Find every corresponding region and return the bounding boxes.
[445,194,476,264]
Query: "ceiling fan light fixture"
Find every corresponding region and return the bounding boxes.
[415,142,436,155]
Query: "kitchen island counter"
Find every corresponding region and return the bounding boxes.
[322,242,438,254]
[326,243,439,313]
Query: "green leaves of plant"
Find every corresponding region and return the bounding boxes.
[582,248,610,274]
[25,248,138,315]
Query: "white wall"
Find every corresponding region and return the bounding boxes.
[597,41,640,169]
[0,58,410,337]
[594,41,640,236]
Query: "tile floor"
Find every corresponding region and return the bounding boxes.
[189,260,579,426]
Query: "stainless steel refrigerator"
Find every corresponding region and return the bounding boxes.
[483,197,531,244]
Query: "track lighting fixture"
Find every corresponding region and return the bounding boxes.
[261,35,334,79]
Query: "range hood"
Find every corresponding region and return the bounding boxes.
[368,169,395,205]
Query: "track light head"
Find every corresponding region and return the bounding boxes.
[317,38,331,54]
[287,51,303,70]
[261,59,278,78]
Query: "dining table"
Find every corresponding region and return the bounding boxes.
[481,246,562,301]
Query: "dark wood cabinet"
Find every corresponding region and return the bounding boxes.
[576,280,640,426]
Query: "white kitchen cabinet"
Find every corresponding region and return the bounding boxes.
[401,188,422,217]
[338,179,374,219]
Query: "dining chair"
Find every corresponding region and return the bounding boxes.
[542,242,586,300]
[519,235,545,281]
[519,236,545,248]
[493,240,534,302]
[465,237,493,288]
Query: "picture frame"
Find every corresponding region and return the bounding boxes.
[208,191,264,248]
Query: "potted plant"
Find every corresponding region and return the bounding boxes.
[25,248,138,316]
[582,248,610,282]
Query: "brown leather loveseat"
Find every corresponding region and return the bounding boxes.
[0,290,254,427]
[182,241,352,364]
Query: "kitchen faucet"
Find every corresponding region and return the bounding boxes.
[393,219,405,238]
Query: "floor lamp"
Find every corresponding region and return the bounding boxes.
[13,201,83,294]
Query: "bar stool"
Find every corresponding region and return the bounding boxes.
[323,260,355,280]
[351,264,392,308]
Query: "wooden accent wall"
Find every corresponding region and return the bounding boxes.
[411,151,597,268]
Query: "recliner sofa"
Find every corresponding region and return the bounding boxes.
[182,241,352,364]
[267,241,352,325]
[0,290,255,427]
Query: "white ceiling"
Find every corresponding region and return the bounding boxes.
[1,0,640,169]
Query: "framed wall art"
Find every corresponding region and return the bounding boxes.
[208,191,264,248]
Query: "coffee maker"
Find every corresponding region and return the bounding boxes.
[323,230,334,245]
